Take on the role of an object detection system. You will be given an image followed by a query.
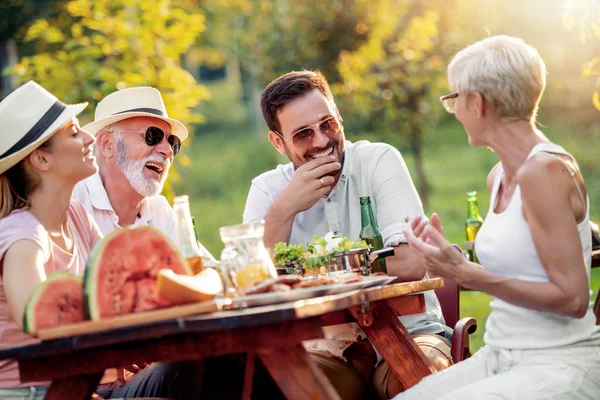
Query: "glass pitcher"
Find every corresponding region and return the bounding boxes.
[219,222,277,293]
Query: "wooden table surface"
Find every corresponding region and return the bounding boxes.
[0,278,443,400]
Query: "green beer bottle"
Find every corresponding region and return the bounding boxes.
[465,191,484,263]
[359,196,387,274]
[192,216,200,242]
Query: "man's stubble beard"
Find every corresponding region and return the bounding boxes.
[288,139,345,178]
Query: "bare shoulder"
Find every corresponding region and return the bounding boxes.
[4,239,46,274]
[5,239,44,259]
[517,152,572,190]
[519,152,587,222]
[486,162,502,192]
[517,152,581,218]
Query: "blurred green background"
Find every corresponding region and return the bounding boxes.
[2,0,599,351]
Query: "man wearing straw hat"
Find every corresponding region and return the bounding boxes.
[73,86,186,236]
[73,87,214,260]
[75,87,215,398]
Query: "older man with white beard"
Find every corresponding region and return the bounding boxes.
[74,87,205,245]
[74,86,229,399]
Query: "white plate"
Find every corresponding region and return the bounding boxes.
[230,275,396,308]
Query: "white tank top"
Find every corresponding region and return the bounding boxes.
[475,142,600,349]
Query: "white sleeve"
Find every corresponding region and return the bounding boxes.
[243,181,273,224]
[370,146,425,247]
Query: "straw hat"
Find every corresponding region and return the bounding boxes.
[0,81,88,175]
[82,87,188,141]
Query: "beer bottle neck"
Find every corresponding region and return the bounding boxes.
[174,201,202,258]
[467,200,481,220]
[360,202,381,237]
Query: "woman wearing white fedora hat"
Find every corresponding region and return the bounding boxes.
[0,81,102,399]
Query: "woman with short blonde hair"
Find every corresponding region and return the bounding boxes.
[447,35,546,122]
[395,35,600,399]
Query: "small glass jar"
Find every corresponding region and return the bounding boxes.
[219,222,277,293]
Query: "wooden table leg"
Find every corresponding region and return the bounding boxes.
[45,371,104,400]
[243,351,256,400]
[257,344,341,400]
[349,299,434,390]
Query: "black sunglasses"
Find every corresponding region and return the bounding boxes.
[122,126,181,156]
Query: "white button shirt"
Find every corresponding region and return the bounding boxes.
[74,173,178,238]
[244,140,448,340]
[74,174,217,266]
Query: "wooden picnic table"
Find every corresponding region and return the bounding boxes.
[0,278,443,400]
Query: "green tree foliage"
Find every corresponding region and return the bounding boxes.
[11,0,211,194]
[200,0,368,86]
[335,0,459,205]
[0,0,42,44]
[563,0,600,111]
[198,0,370,137]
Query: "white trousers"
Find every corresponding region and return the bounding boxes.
[0,386,46,400]
[395,344,600,400]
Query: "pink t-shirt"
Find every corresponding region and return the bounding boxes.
[0,199,102,387]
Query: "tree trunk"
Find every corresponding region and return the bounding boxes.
[405,88,429,207]
[1,40,18,99]
[249,75,265,138]
[409,123,429,208]
[226,56,242,98]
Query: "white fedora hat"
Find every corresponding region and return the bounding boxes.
[82,87,188,142]
[0,81,87,175]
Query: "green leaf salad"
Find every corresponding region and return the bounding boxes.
[272,242,307,266]
[273,232,370,270]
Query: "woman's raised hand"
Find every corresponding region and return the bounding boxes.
[410,213,445,243]
[405,213,468,282]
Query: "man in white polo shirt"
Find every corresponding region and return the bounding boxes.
[73,87,184,239]
[75,87,217,399]
[243,70,451,399]
[74,87,211,262]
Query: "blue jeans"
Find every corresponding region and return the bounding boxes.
[97,356,284,399]
[96,361,206,399]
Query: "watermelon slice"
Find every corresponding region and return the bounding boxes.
[23,272,84,334]
[83,226,192,320]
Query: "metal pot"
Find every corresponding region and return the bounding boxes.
[329,247,395,276]
[276,247,395,277]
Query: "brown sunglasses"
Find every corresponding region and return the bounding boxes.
[274,117,342,150]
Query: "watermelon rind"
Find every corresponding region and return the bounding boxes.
[83,226,191,320]
[22,272,83,334]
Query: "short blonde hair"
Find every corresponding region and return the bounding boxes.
[448,35,546,122]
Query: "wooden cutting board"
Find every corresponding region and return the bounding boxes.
[37,298,231,341]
